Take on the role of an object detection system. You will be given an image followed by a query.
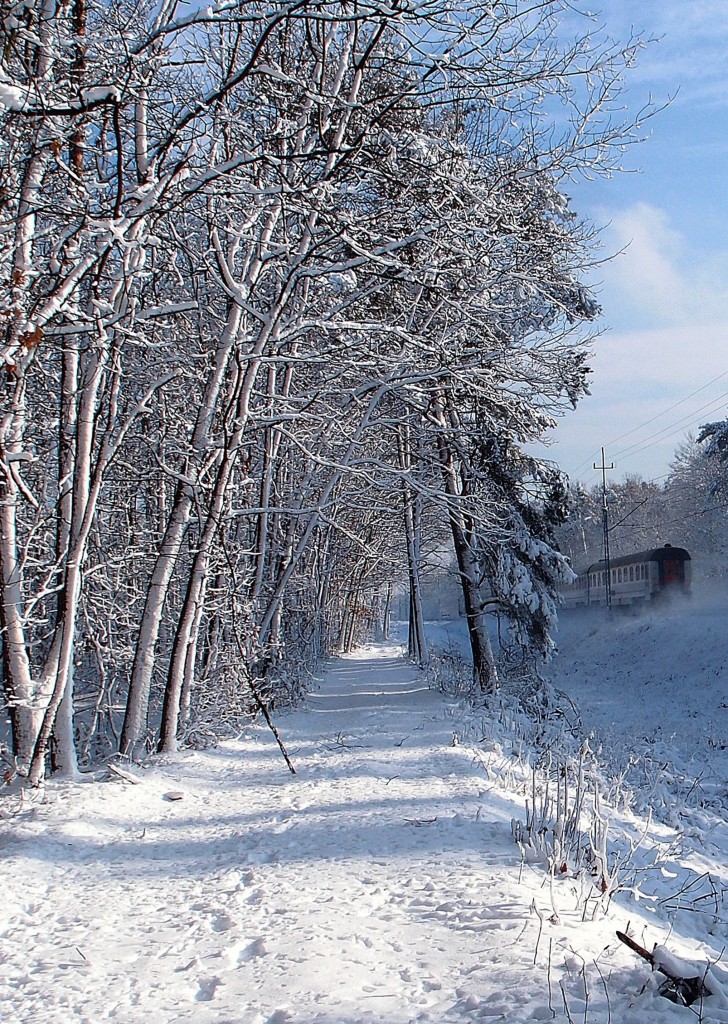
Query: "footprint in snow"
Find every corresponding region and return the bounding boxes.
[238,937,268,962]
[211,912,236,932]
[195,975,222,1001]
[217,868,253,892]
[247,849,278,865]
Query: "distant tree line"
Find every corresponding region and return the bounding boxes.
[556,437,728,581]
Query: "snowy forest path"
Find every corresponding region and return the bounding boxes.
[3,643,561,1024]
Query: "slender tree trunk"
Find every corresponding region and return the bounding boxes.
[51,336,80,774]
[45,0,88,777]
[397,422,428,665]
[312,527,333,658]
[0,480,43,765]
[341,601,356,654]
[448,512,499,694]
[403,490,428,665]
[433,406,499,695]
[157,349,264,752]
[381,582,393,642]
[120,305,243,755]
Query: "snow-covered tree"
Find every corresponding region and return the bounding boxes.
[0,0,653,777]
[666,435,728,580]
[698,420,728,496]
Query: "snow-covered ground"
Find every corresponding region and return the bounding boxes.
[548,592,728,790]
[3,601,728,1023]
[426,591,728,810]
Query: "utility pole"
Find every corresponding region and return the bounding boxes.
[594,447,615,609]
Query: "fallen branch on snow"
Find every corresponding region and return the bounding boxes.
[616,930,712,1006]
[107,763,143,785]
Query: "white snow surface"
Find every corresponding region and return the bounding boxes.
[3,621,728,1023]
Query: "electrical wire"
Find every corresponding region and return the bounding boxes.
[605,369,728,449]
[609,499,728,533]
[611,388,728,462]
[566,371,728,480]
[607,495,650,532]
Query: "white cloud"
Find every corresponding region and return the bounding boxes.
[602,203,687,323]
[590,321,728,389]
[598,202,728,327]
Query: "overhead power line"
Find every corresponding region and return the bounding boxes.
[567,369,728,480]
[612,499,728,533]
[605,369,728,450]
[612,388,728,462]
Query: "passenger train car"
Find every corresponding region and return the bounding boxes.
[560,544,692,609]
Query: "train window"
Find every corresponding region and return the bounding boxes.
[629,566,634,582]
[612,569,616,583]
[617,568,622,582]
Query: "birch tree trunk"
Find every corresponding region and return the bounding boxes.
[120,305,243,755]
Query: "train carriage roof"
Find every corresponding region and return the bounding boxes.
[580,544,691,576]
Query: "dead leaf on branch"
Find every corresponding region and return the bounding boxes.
[20,326,43,350]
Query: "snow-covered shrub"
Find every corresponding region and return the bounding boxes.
[427,648,474,699]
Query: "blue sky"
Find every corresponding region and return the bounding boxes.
[545,1,728,485]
